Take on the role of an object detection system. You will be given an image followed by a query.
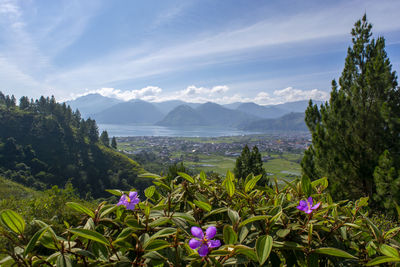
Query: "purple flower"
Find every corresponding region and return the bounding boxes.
[117,191,140,210]
[189,226,221,257]
[297,197,321,214]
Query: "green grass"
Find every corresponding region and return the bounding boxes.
[184,152,302,182]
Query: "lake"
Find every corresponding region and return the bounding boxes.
[98,123,262,137]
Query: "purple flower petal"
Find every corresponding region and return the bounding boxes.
[125,202,136,210]
[198,244,209,257]
[191,227,204,239]
[205,226,217,239]
[305,209,312,214]
[307,197,313,206]
[117,195,127,206]
[311,202,321,210]
[299,200,307,207]
[129,191,138,199]
[189,238,201,249]
[207,239,221,248]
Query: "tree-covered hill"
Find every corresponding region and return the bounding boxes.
[240,112,307,131]
[0,92,147,198]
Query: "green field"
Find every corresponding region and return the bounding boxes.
[183,152,302,182]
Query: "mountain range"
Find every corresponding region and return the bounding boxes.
[65,94,323,131]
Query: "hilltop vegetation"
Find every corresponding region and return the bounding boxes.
[0,92,147,198]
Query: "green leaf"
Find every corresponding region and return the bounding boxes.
[384,226,400,239]
[204,208,228,218]
[238,215,268,228]
[223,225,237,245]
[153,181,170,191]
[125,216,145,230]
[66,202,95,218]
[172,212,196,222]
[105,189,124,197]
[256,235,273,265]
[139,172,163,179]
[0,209,25,235]
[56,254,72,267]
[177,172,194,183]
[311,177,328,191]
[116,228,135,241]
[142,251,167,261]
[364,216,382,240]
[199,171,207,181]
[224,170,236,196]
[313,247,357,259]
[301,175,311,196]
[193,200,212,212]
[143,239,170,251]
[24,226,48,257]
[276,229,290,238]
[380,244,400,258]
[235,247,258,262]
[355,197,369,207]
[245,174,262,193]
[151,228,176,239]
[366,256,400,266]
[227,209,240,225]
[144,186,156,198]
[148,217,170,227]
[69,228,110,246]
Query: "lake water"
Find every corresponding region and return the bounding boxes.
[98,123,262,137]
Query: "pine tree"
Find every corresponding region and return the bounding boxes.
[100,130,110,147]
[234,145,267,185]
[373,150,400,214]
[302,15,400,204]
[111,136,117,149]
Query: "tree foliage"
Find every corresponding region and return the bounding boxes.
[234,145,267,185]
[0,92,148,198]
[302,15,400,211]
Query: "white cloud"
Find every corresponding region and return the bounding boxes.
[273,87,329,103]
[72,85,329,106]
[76,86,163,101]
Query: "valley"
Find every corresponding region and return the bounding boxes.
[117,133,309,181]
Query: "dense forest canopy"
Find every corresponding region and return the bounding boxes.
[0,92,148,198]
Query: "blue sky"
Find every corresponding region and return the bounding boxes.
[0,0,399,104]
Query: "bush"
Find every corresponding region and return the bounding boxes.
[1,171,399,266]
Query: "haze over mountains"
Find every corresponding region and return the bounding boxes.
[66,94,323,131]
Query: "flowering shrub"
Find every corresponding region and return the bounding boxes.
[0,171,400,266]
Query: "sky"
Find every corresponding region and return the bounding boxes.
[0,0,400,105]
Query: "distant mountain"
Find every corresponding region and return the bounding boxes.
[223,102,244,110]
[240,112,307,131]
[157,105,207,126]
[152,100,201,114]
[235,100,325,119]
[158,102,260,127]
[93,100,164,124]
[196,102,259,127]
[65,94,122,117]
[236,102,287,119]
[272,100,324,113]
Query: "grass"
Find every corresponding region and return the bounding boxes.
[184,152,302,182]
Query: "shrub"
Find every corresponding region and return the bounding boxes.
[1,171,399,266]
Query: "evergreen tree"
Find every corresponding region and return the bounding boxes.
[373,150,400,214]
[111,136,117,149]
[100,130,110,147]
[19,96,30,110]
[234,145,267,185]
[302,15,400,206]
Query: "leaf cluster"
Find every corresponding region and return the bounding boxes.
[1,171,399,266]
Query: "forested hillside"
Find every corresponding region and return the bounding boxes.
[0,92,147,198]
